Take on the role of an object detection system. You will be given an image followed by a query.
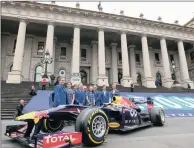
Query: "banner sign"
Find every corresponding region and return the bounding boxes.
[120,92,194,118]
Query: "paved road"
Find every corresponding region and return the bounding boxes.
[2,117,194,148]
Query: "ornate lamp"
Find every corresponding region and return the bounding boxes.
[41,50,53,78]
[170,60,179,84]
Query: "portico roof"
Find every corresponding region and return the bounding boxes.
[1,1,194,32]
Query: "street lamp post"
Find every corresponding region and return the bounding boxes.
[170,60,179,84]
[41,50,53,78]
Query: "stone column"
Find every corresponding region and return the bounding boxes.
[45,21,55,75]
[120,31,132,87]
[129,45,137,84]
[97,27,108,86]
[141,34,155,88]
[110,43,118,84]
[160,37,174,88]
[91,41,98,84]
[6,18,27,83]
[71,24,81,85]
[177,40,193,88]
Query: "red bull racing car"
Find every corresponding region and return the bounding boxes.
[5,96,165,148]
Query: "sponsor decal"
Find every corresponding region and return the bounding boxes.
[43,132,82,148]
[129,109,137,117]
[108,122,120,128]
[125,119,136,124]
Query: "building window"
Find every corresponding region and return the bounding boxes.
[155,53,160,62]
[81,49,87,58]
[60,47,66,56]
[37,42,44,55]
[34,65,43,82]
[118,52,122,61]
[135,54,140,62]
[190,51,194,62]
[170,54,174,62]
[81,49,87,61]
[13,39,17,53]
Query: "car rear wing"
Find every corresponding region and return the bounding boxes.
[130,97,154,105]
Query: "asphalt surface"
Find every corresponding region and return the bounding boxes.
[2,117,194,148]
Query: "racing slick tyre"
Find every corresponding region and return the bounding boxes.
[41,118,65,133]
[75,107,93,132]
[75,108,109,146]
[150,107,165,126]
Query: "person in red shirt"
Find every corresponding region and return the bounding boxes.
[41,78,47,90]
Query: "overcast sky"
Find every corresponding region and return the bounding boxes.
[41,2,194,25]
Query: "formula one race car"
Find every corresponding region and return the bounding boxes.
[5,96,165,148]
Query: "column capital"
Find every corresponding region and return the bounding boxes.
[47,20,55,26]
[176,39,183,43]
[98,26,105,32]
[110,43,118,47]
[18,16,28,23]
[128,45,136,49]
[73,23,81,28]
[120,29,127,34]
[160,35,167,40]
[140,33,147,38]
[91,41,98,46]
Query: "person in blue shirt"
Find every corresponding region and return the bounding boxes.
[100,85,110,104]
[93,85,102,106]
[52,77,68,107]
[109,83,120,101]
[73,84,78,91]
[86,86,95,106]
[74,84,89,105]
[66,82,75,104]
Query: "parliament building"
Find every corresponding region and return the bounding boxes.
[1,1,194,88]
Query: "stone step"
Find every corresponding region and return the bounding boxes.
[1,115,14,120]
[1,109,16,111]
[1,110,15,114]
[1,101,31,104]
[1,95,31,98]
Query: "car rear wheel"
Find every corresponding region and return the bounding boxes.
[150,107,165,126]
[41,118,65,133]
[75,108,109,146]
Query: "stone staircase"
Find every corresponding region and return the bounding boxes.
[1,81,38,120]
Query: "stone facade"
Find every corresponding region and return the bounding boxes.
[1,1,194,88]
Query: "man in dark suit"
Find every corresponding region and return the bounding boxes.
[109,83,120,100]
[100,85,110,104]
[14,99,25,118]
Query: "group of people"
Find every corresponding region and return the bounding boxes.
[49,77,120,107]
